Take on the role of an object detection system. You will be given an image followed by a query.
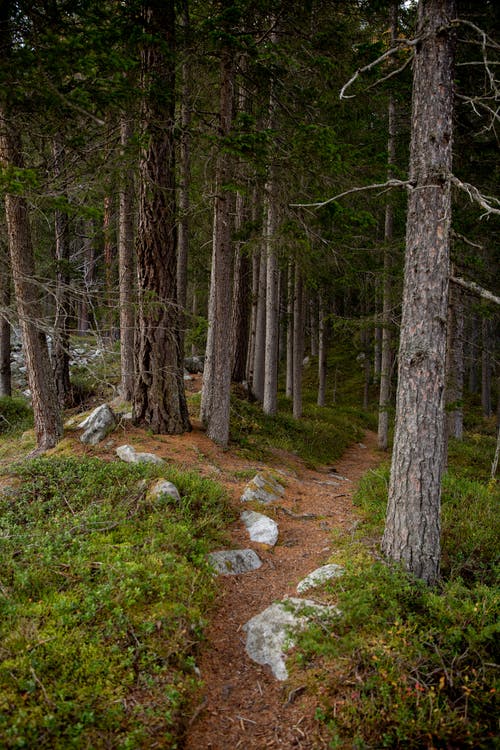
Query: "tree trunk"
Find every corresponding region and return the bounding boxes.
[467,311,479,393]
[118,116,136,401]
[200,46,235,446]
[382,0,456,586]
[0,111,62,450]
[446,283,464,439]
[51,135,72,407]
[292,265,305,420]
[246,249,260,384]
[481,317,492,417]
[0,239,11,397]
[252,251,266,401]
[231,190,251,383]
[377,0,398,451]
[177,2,191,360]
[286,262,293,399]
[78,219,95,335]
[317,293,327,407]
[133,1,190,435]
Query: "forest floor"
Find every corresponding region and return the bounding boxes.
[59,375,383,750]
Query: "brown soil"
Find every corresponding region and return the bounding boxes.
[59,381,383,749]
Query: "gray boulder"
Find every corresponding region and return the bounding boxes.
[241,510,278,546]
[148,479,181,503]
[243,598,338,680]
[241,472,285,505]
[116,444,165,466]
[184,355,204,374]
[79,404,116,445]
[296,563,344,594]
[207,549,262,575]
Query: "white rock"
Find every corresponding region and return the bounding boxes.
[80,404,116,445]
[243,598,339,680]
[296,564,344,594]
[207,549,262,575]
[116,444,165,466]
[241,510,278,546]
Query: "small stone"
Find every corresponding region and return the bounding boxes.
[241,510,278,546]
[296,564,345,594]
[149,479,181,503]
[207,549,262,575]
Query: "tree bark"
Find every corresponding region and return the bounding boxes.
[317,293,327,407]
[118,116,136,401]
[0,243,11,398]
[133,1,190,435]
[285,262,293,399]
[78,219,95,335]
[0,111,62,450]
[252,251,266,401]
[200,45,235,446]
[51,135,71,407]
[177,1,191,360]
[231,190,251,383]
[246,249,260,384]
[481,317,492,417]
[382,0,456,586]
[377,0,397,451]
[262,79,280,415]
[446,283,464,439]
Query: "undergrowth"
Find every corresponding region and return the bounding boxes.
[0,457,231,748]
[293,430,499,749]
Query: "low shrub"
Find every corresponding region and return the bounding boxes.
[0,396,33,434]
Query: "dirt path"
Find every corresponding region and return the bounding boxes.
[183,430,382,750]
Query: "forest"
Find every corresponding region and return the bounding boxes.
[0,0,499,748]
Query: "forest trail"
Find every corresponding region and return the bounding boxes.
[181,429,383,750]
[63,395,382,749]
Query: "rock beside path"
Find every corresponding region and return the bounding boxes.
[243,598,339,680]
[207,549,262,575]
[296,563,344,593]
[241,510,279,546]
[240,471,285,504]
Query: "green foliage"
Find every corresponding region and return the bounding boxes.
[301,431,499,748]
[229,393,364,467]
[0,397,33,435]
[0,458,231,748]
[302,565,498,749]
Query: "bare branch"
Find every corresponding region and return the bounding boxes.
[451,19,499,97]
[340,40,418,100]
[366,53,413,91]
[290,179,410,209]
[451,175,500,218]
[451,230,483,250]
[450,276,500,307]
